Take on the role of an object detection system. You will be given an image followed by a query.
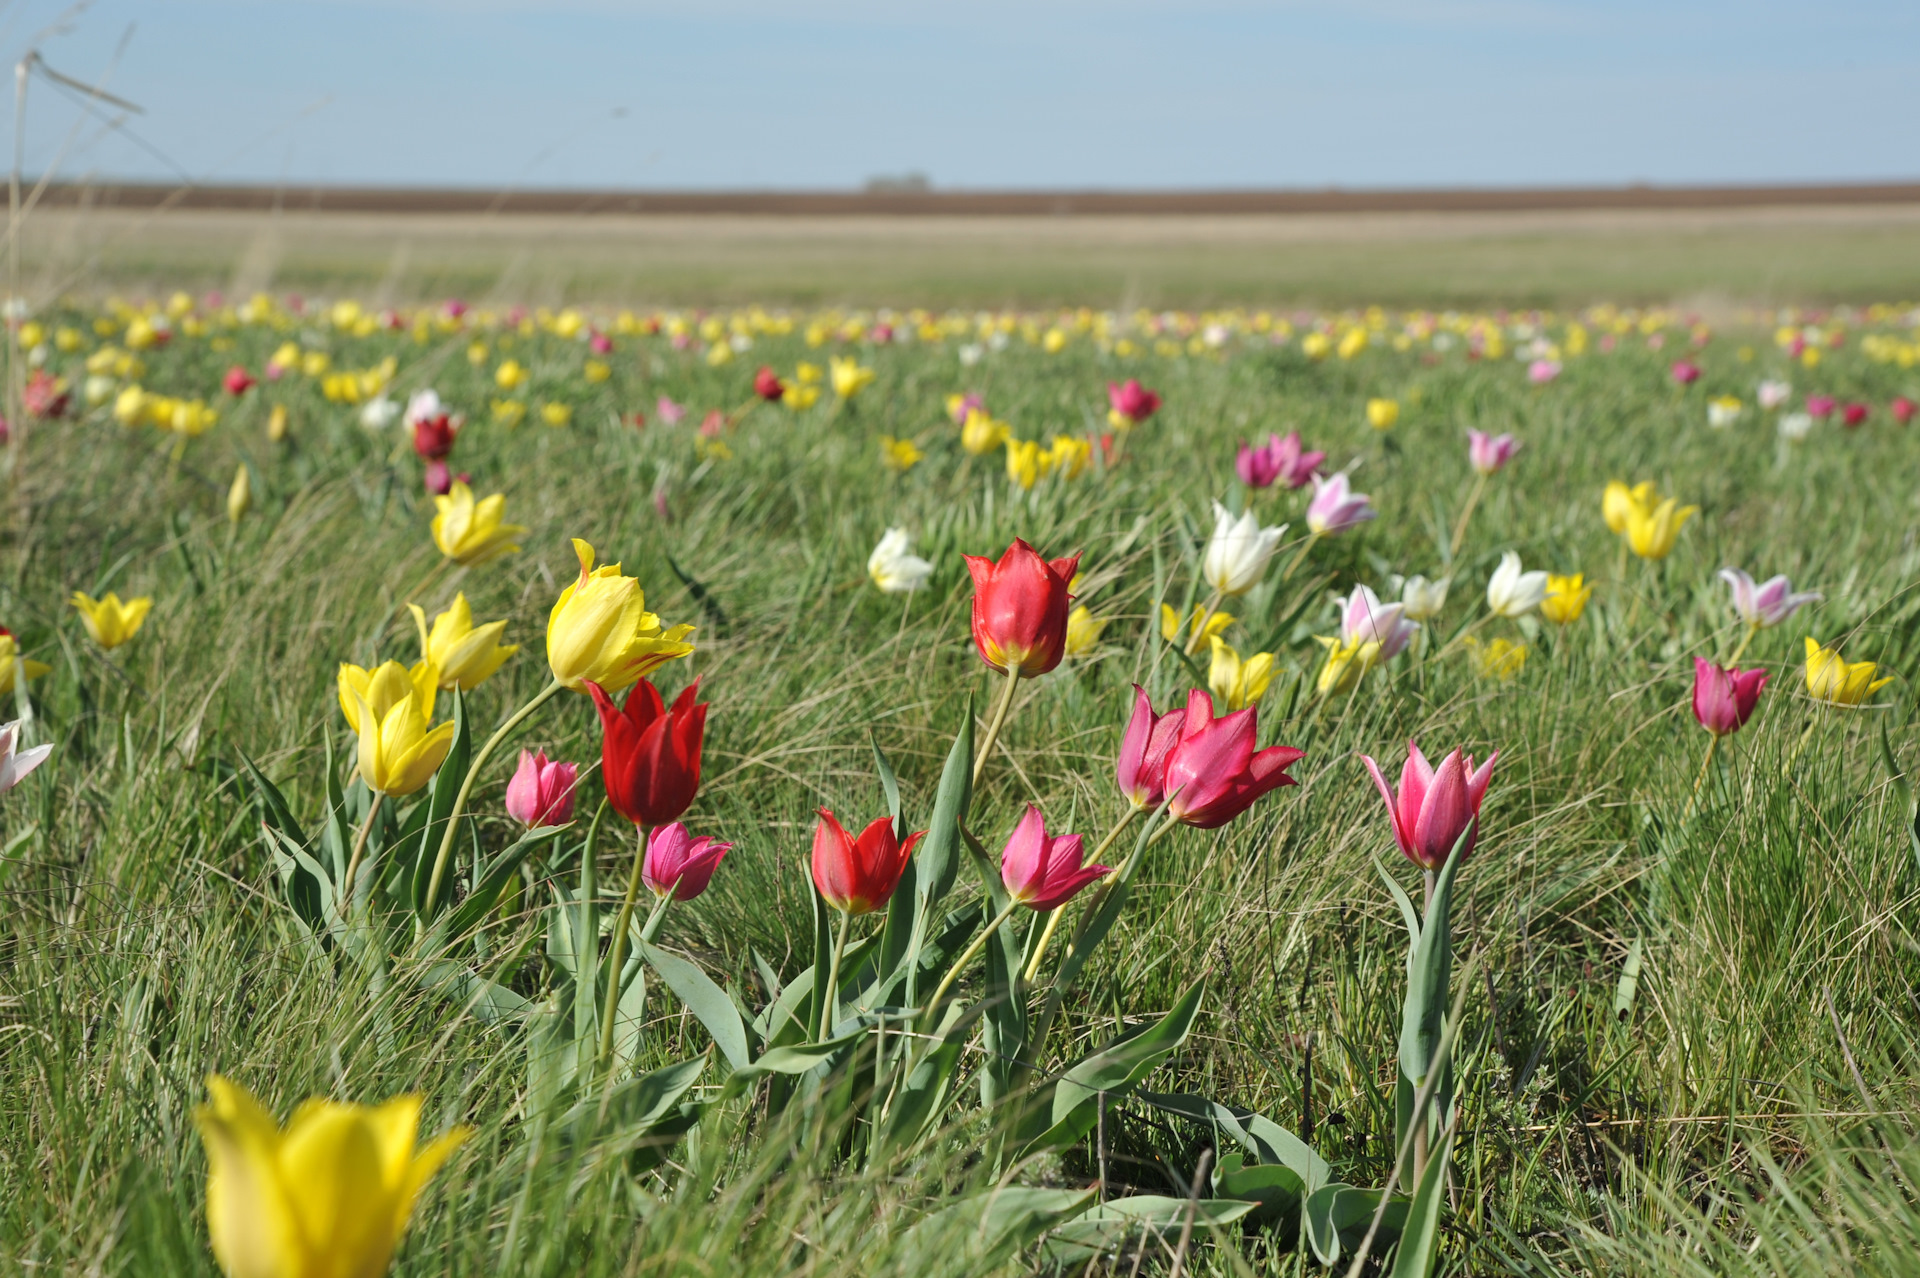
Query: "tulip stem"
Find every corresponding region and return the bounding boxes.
[337,792,384,918]
[1726,622,1759,669]
[1279,532,1321,585]
[421,678,566,927]
[921,898,1022,1032]
[1021,805,1140,985]
[972,662,1023,788]
[597,822,654,1074]
[821,907,852,1041]
[1684,735,1720,820]
[1182,590,1225,656]
[1448,474,1487,562]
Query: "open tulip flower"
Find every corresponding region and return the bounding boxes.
[338,658,437,734]
[69,590,152,650]
[1538,573,1593,625]
[1001,805,1109,910]
[408,594,518,691]
[1804,637,1893,706]
[0,719,51,794]
[1486,552,1548,618]
[1162,688,1304,829]
[1692,658,1767,736]
[349,676,456,797]
[431,480,526,567]
[1305,472,1377,537]
[811,808,923,915]
[1339,584,1419,661]
[1208,635,1277,710]
[1106,378,1162,428]
[1235,429,1323,490]
[504,748,577,828]
[547,539,695,693]
[1361,740,1497,873]
[1117,684,1186,810]
[1203,502,1287,596]
[1720,569,1820,629]
[1161,602,1234,647]
[194,1075,470,1278]
[829,356,875,400]
[1396,574,1450,621]
[642,821,733,901]
[1602,480,1656,535]
[868,528,933,594]
[964,539,1079,676]
[1626,494,1698,560]
[1467,430,1518,475]
[589,676,706,827]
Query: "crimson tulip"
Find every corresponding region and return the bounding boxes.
[963,539,1080,676]
[811,809,923,915]
[1162,689,1303,828]
[753,366,785,402]
[1107,379,1162,426]
[588,677,706,826]
[1692,658,1767,737]
[1361,741,1497,872]
[222,366,255,396]
[1841,402,1869,429]
[1116,684,1185,810]
[413,414,456,460]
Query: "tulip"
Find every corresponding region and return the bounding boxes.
[1841,402,1869,428]
[1161,689,1303,828]
[546,539,695,693]
[69,590,152,649]
[868,528,934,594]
[1465,429,1518,476]
[1893,397,1916,425]
[407,594,518,691]
[961,408,1010,456]
[1064,605,1107,656]
[338,659,437,734]
[0,631,48,697]
[495,358,527,390]
[1396,574,1450,621]
[830,356,875,399]
[811,808,922,915]
[423,460,453,495]
[349,677,455,797]
[642,821,733,901]
[1001,805,1109,910]
[359,396,399,430]
[1486,552,1548,617]
[1203,501,1287,596]
[753,366,785,401]
[194,1075,470,1278]
[412,413,456,460]
[22,370,68,419]
[1626,496,1697,560]
[588,677,706,826]
[1806,394,1836,419]
[1208,635,1276,710]
[1044,434,1093,480]
[1602,480,1655,535]
[1161,603,1234,646]
[1720,569,1820,629]
[963,538,1079,676]
[1339,584,1418,660]
[541,402,572,428]
[222,366,254,396]
[1305,472,1377,536]
[1237,430,1323,490]
[1106,378,1162,428]
[504,748,577,828]
[1116,684,1186,810]
[880,435,924,472]
[1707,396,1743,429]
[1005,438,1044,490]
[227,464,251,525]
[1692,658,1767,737]
[1804,637,1893,706]
[1670,361,1701,385]
[1314,633,1380,697]
[1778,412,1813,441]
[656,395,687,425]
[1538,573,1592,625]
[1527,360,1562,384]
[1463,636,1527,681]
[946,391,984,424]
[1360,740,1497,873]
[403,389,445,427]
[1365,398,1400,430]
[0,719,51,794]
[432,481,526,567]
[1757,380,1791,409]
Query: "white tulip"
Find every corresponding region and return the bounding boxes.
[868,528,933,594]
[1202,501,1287,596]
[1778,411,1813,440]
[359,395,399,430]
[1486,551,1548,618]
[1395,574,1451,621]
[0,720,52,794]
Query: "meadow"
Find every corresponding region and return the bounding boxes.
[5,292,1920,1276]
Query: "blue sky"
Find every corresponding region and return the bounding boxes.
[6,0,1916,190]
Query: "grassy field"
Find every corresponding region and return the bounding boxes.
[5,294,1920,1276]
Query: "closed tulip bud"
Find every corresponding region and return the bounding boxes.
[1486,552,1548,617]
[829,356,875,399]
[1106,378,1162,428]
[194,1075,470,1278]
[589,677,706,826]
[412,413,456,460]
[1804,637,1893,706]
[432,481,526,567]
[266,403,289,441]
[226,464,251,524]
[222,366,255,396]
[1538,573,1592,625]
[1000,805,1109,910]
[811,808,922,915]
[1361,740,1498,872]
[69,591,153,649]
[1203,502,1287,595]
[1395,574,1450,621]
[407,594,518,690]
[1671,360,1701,385]
[1692,658,1767,737]
[752,365,785,401]
[1115,684,1185,809]
[963,539,1079,676]
[960,408,1010,456]
[1467,429,1518,475]
[642,821,733,900]
[547,539,695,693]
[0,718,52,793]
[504,748,577,828]
[1162,689,1303,828]
[1893,397,1916,425]
[1365,398,1399,430]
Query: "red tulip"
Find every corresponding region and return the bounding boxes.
[222,366,256,396]
[1116,684,1186,809]
[1691,658,1767,737]
[1893,397,1916,426]
[752,366,785,402]
[1162,689,1304,829]
[1000,805,1108,910]
[642,821,732,901]
[1670,361,1701,385]
[811,809,922,915]
[588,677,707,826]
[21,371,67,420]
[412,413,457,460]
[1361,741,1497,872]
[1107,378,1163,425]
[1841,402,1869,429]
[963,539,1080,676]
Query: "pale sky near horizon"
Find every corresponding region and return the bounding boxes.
[5,0,1916,191]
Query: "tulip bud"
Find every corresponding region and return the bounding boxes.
[505,748,577,827]
[963,539,1079,676]
[227,464,251,524]
[1361,740,1498,872]
[589,677,705,826]
[642,821,733,901]
[1691,659,1767,737]
[267,403,289,442]
[222,366,255,396]
[1000,805,1108,910]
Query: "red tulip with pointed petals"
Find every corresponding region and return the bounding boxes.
[811,809,923,915]
[1116,684,1186,810]
[963,539,1080,676]
[1162,689,1304,829]
[587,677,707,826]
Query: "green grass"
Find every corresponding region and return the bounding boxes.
[6,300,1920,1275]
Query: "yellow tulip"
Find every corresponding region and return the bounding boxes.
[495,359,526,390]
[879,436,923,472]
[583,359,611,384]
[194,1075,470,1278]
[1538,573,1592,626]
[408,594,518,691]
[1314,634,1380,697]
[69,591,153,649]
[1301,331,1331,360]
[0,632,52,694]
[829,356,875,400]
[491,399,526,427]
[960,409,1010,456]
[795,361,823,385]
[338,659,437,734]
[1045,435,1092,480]
[540,402,572,428]
[1337,328,1369,359]
[1005,438,1044,490]
[782,383,821,411]
[1365,398,1399,430]
[350,677,455,796]
[1625,496,1697,560]
[1209,635,1276,710]
[1463,635,1528,681]
[1064,605,1108,656]
[113,385,148,426]
[431,481,526,567]
[1804,637,1893,706]
[227,465,252,524]
[546,539,695,693]
[1160,603,1234,645]
[267,404,289,442]
[1602,480,1655,535]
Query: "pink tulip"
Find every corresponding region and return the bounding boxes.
[504,749,577,829]
[1000,805,1109,910]
[1670,361,1701,385]
[1527,359,1562,384]
[1361,741,1497,872]
[223,366,256,396]
[443,299,468,319]
[1841,402,1869,428]
[1107,379,1163,425]
[642,821,733,901]
[947,392,984,425]
[1893,397,1916,425]
[589,331,614,355]
[423,459,452,496]
[1467,429,1518,476]
[1116,684,1186,810]
[1691,658,1767,738]
[1236,431,1322,490]
[1305,472,1377,536]
[1806,394,1836,419]
[1718,568,1820,628]
[1339,585,1418,660]
[1162,689,1304,829]
[656,395,687,425]
[1235,439,1280,489]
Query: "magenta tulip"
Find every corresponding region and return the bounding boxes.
[642,821,733,901]
[1670,361,1701,385]
[1000,805,1109,910]
[1361,741,1497,872]
[1116,684,1186,810]
[504,748,578,829]
[1807,394,1836,419]
[1467,429,1518,476]
[1162,690,1304,829]
[1236,431,1323,490]
[1691,658,1767,737]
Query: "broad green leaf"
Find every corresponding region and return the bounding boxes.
[418,960,532,1024]
[901,1187,1095,1271]
[1390,1116,1457,1278]
[1211,1153,1305,1224]
[904,706,973,1008]
[1304,1183,1408,1267]
[1398,828,1469,1086]
[1027,979,1205,1153]
[875,1002,968,1152]
[641,940,751,1071]
[726,1027,868,1086]
[1041,1195,1256,1264]
[1374,856,1423,963]
[1613,937,1644,1022]
[441,824,568,942]
[1135,1090,1331,1192]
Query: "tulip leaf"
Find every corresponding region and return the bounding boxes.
[726,1026,868,1087]
[1041,1195,1256,1265]
[810,882,832,1041]
[963,809,1024,1105]
[1399,828,1469,1088]
[1390,1112,1457,1278]
[410,687,471,920]
[903,703,973,1008]
[875,1002,970,1153]
[874,730,915,983]
[1613,937,1645,1022]
[1026,978,1205,1153]
[418,960,532,1024]
[640,940,751,1071]
[901,1186,1096,1272]
[1134,1091,1331,1192]
[1050,803,1160,999]
[1211,1153,1307,1224]
[1304,1184,1408,1267]
[440,824,567,943]
[1374,856,1423,963]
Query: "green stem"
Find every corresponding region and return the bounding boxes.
[820,908,852,1041]
[1448,473,1487,562]
[337,792,384,918]
[1684,734,1719,820]
[1021,805,1139,985]
[1279,532,1320,584]
[597,823,654,1073]
[422,678,566,925]
[1725,622,1758,669]
[972,661,1023,788]
[921,898,1022,1031]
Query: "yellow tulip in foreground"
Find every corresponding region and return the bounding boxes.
[432,481,527,567]
[1538,574,1593,625]
[0,631,51,695]
[338,659,437,735]
[1625,496,1698,560]
[408,594,518,691]
[194,1075,470,1278]
[546,539,695,693]
[1804,637,1893,706]
[1209,635,1276,710]
[1602,480,1655,535]
[70,591,153,649]
[350,676,455,796]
